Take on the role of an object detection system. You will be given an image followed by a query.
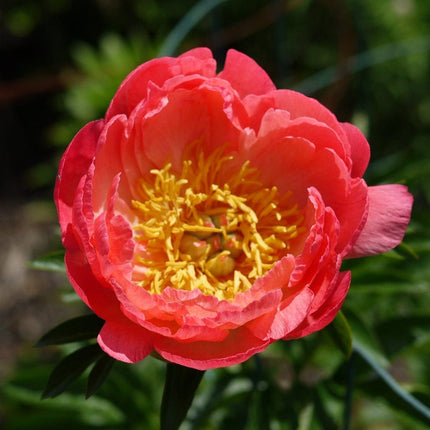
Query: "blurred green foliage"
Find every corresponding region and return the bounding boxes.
[1,0,429,429]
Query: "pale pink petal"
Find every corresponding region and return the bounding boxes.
[218,49,276,98]
[347,184,413,258]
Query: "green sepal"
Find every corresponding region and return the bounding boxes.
[41,344,105,399]
[326,310,353,359]
[35,314,104,347]
[160,362,205,430]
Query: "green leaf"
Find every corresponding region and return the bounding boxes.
[326,310,353,359]
[27,250,66,272]
[35,314,104,347]
[86,354,115,399]
[42,344,105,399]
[343,306,389,367]
[375,314,430,357]
[160,362,205,430]
[393,242,419,259]
[354,340,430,424]
[158,0,228,57]
[4,384,125,427]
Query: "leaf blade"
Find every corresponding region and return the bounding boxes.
[27,251,66,272]
[86,355,115,399]
[35,314,104,347]
[42,344,105,399]
[160,363,205,430]
[326,310,353,359]
[354,340,430,423]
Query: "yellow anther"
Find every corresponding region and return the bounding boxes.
[131,143,306,301]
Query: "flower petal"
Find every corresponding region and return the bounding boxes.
[218,49,276,98]
[244,89,348,144]
[55,120,103,229]
[285,270,351,339]
[347,184,413,258]
[342,122,370,178]
[106,48,216,120]
[98,320,154,363]
[155,327,269,370]
[64,240,122,322]
[138,87,242,170]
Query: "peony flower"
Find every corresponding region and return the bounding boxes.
[55,48,413,370]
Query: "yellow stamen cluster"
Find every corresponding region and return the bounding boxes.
[131,146,304,301]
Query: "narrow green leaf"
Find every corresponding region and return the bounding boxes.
[158,0,228,57]
[348,282,429,295]
[86,354,115,399]
[42,344,104,399]
[354,340,430,423]
[343,307,389,367]
[297,403,314,430]
[35,314,104,347]
[394,242,419,259]
[27,250,66,272]
[160,362,205,430]
[4,383,125,426]
[375,315,430,357]
[326,310,353,359]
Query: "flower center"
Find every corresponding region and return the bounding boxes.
[131,146,304,301]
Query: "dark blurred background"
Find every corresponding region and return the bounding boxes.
[1,1,429,429]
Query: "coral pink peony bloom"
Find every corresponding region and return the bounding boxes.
[55,48,413,370]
